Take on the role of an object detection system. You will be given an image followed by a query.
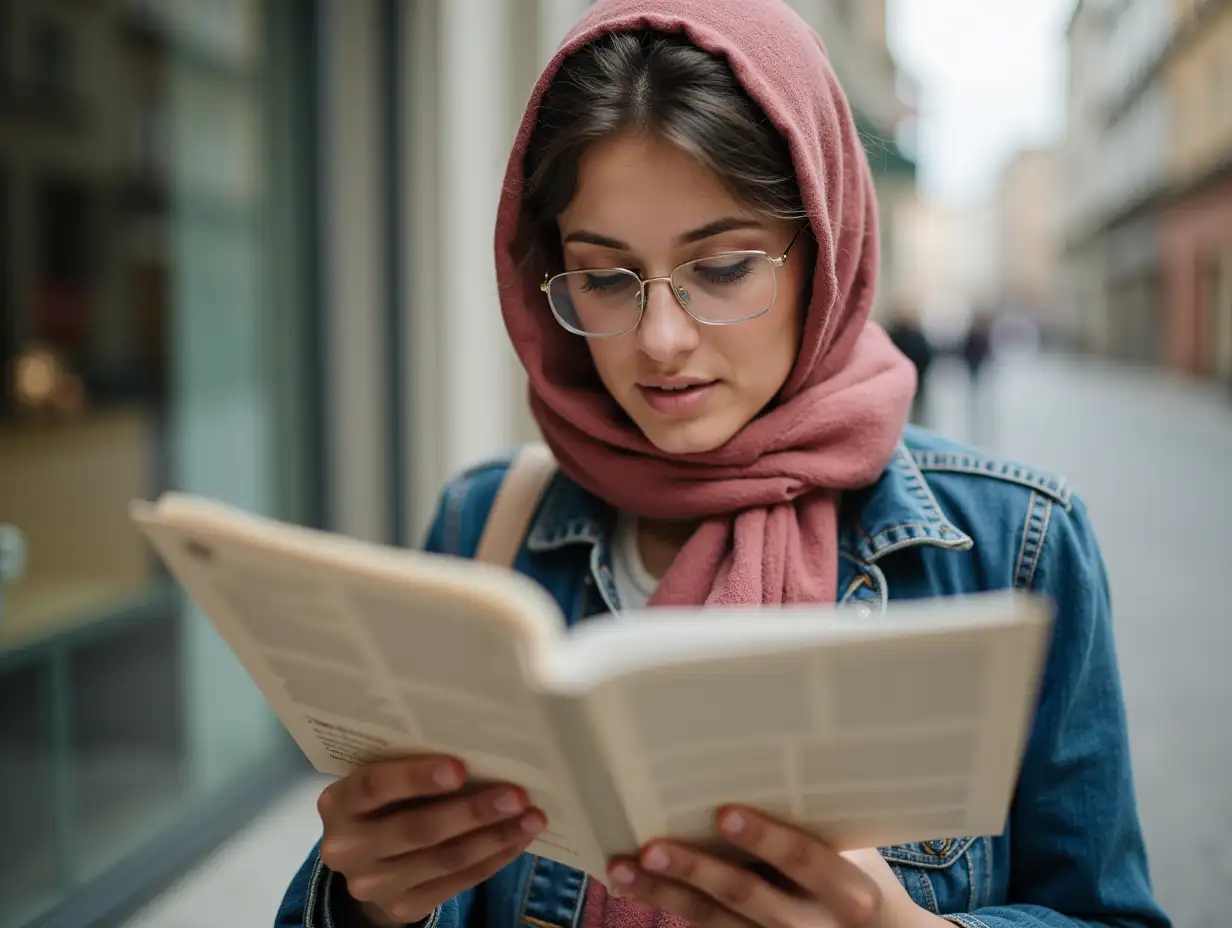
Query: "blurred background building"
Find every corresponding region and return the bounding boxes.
[1061,0,1232,378]
[0,2,1228,927]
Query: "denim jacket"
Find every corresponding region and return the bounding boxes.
[276,427,1169,928]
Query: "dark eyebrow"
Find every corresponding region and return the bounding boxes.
[675,217,766,245]
[562,216,767,252]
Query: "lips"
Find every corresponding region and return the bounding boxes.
[637,380,719,416]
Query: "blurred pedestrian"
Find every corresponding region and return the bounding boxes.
[963,310,996,443]
[963,310,995,386]
[886,304,934,426]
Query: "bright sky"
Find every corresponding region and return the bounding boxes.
[887,0,1075,206]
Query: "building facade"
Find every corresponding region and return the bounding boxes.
[784,0,918,320]
[996,148,1063,330]
[1062,0,1232,378]
[1160,0,1232,379]
[1062,0,1172,363]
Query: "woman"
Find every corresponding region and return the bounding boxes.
[277,1,1169,926]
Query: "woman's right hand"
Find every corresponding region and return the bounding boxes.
[317,755,547,927]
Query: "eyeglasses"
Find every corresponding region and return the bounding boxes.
[540,226,807,338]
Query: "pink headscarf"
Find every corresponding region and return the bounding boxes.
[496,0,913,604]
[496,1,915,923]
[495,0,911,608]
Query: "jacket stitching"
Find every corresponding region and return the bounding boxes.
[517,856,540,927]
[896,444,949,521]
[917,863,940,913]
[527,475,603,551]
[911,452,1072,510]
[868,561,889,613]
[304,853,324,928]
[1014,493,1053,591]
[321,869,336,928]
[941,915,994,928]
[880,835,977,868]
[864,528,973,561]
[1024,497,1053,591]
[572,875,589,928]
[855,448,975,558]
[981,835,992,909]
[1012,492,1035,590]
[1014,492,1043,591]
[965,842,976,913]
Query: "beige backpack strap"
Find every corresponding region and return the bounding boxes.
[474,443,558,567]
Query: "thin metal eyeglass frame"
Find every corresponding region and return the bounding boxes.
[540,224,808,338]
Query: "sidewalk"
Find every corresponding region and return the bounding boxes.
[122,775,328,927]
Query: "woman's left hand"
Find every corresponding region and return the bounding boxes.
[606,806,949,928]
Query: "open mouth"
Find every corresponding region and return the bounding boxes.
[638,381,719,414]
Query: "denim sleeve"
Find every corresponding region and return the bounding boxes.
[273,470,502,927]
[273,839,474,928]
[946,496,1170,928]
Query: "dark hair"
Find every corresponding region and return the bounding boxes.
[519,31,807,273]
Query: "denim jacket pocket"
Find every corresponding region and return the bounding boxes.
[879,836,989,916]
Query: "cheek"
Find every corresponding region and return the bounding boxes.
[722,296,800,394]
[585,338,635,392]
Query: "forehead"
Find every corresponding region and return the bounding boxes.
[559,133,754,240]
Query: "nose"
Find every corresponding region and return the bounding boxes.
[636,278,699,363]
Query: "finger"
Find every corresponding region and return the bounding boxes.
[321,786,531,868]
[633,840,806,928]
[716,808,880,924]
[383,822,546,924]
[320,756,467,819]
[344,811,545,914]
[407,808,546,885]
[607,859,757,928]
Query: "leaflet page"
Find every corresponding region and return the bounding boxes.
[131,498,606,876]
[565,601,1048,856]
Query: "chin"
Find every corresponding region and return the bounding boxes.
[638,417,739,456]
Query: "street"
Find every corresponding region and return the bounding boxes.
[928,351,1232,928]
[126,352,1231,928]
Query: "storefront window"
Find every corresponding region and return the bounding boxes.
[0,1,313,924]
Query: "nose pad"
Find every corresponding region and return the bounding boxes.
[636,281,691,312]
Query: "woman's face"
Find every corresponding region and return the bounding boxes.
[557,133,813,456]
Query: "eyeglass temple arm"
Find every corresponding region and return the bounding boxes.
[773,223,809,265]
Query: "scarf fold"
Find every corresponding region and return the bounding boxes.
[494,0,914,919]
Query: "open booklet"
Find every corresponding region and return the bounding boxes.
[131,493,1051,886]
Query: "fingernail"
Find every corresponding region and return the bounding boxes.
[641,846,669,872]
[433,765,462,790]
[520,812,546,836]
[494,790,525,815]
[610,862,637,885]
[720,810,745,835]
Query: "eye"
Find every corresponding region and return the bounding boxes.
[581,272,632,294]
[694,257,753,285]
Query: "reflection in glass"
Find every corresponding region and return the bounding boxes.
[0,1,301,923]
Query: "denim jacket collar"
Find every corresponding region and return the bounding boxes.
[524,443,974,562]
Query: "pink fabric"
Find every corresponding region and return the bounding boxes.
[495,0,914,917]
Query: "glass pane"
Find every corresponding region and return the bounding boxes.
[0,661,55,923]
[548,270,642,334]
[0,0,308,922]
[674,253,777,322]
